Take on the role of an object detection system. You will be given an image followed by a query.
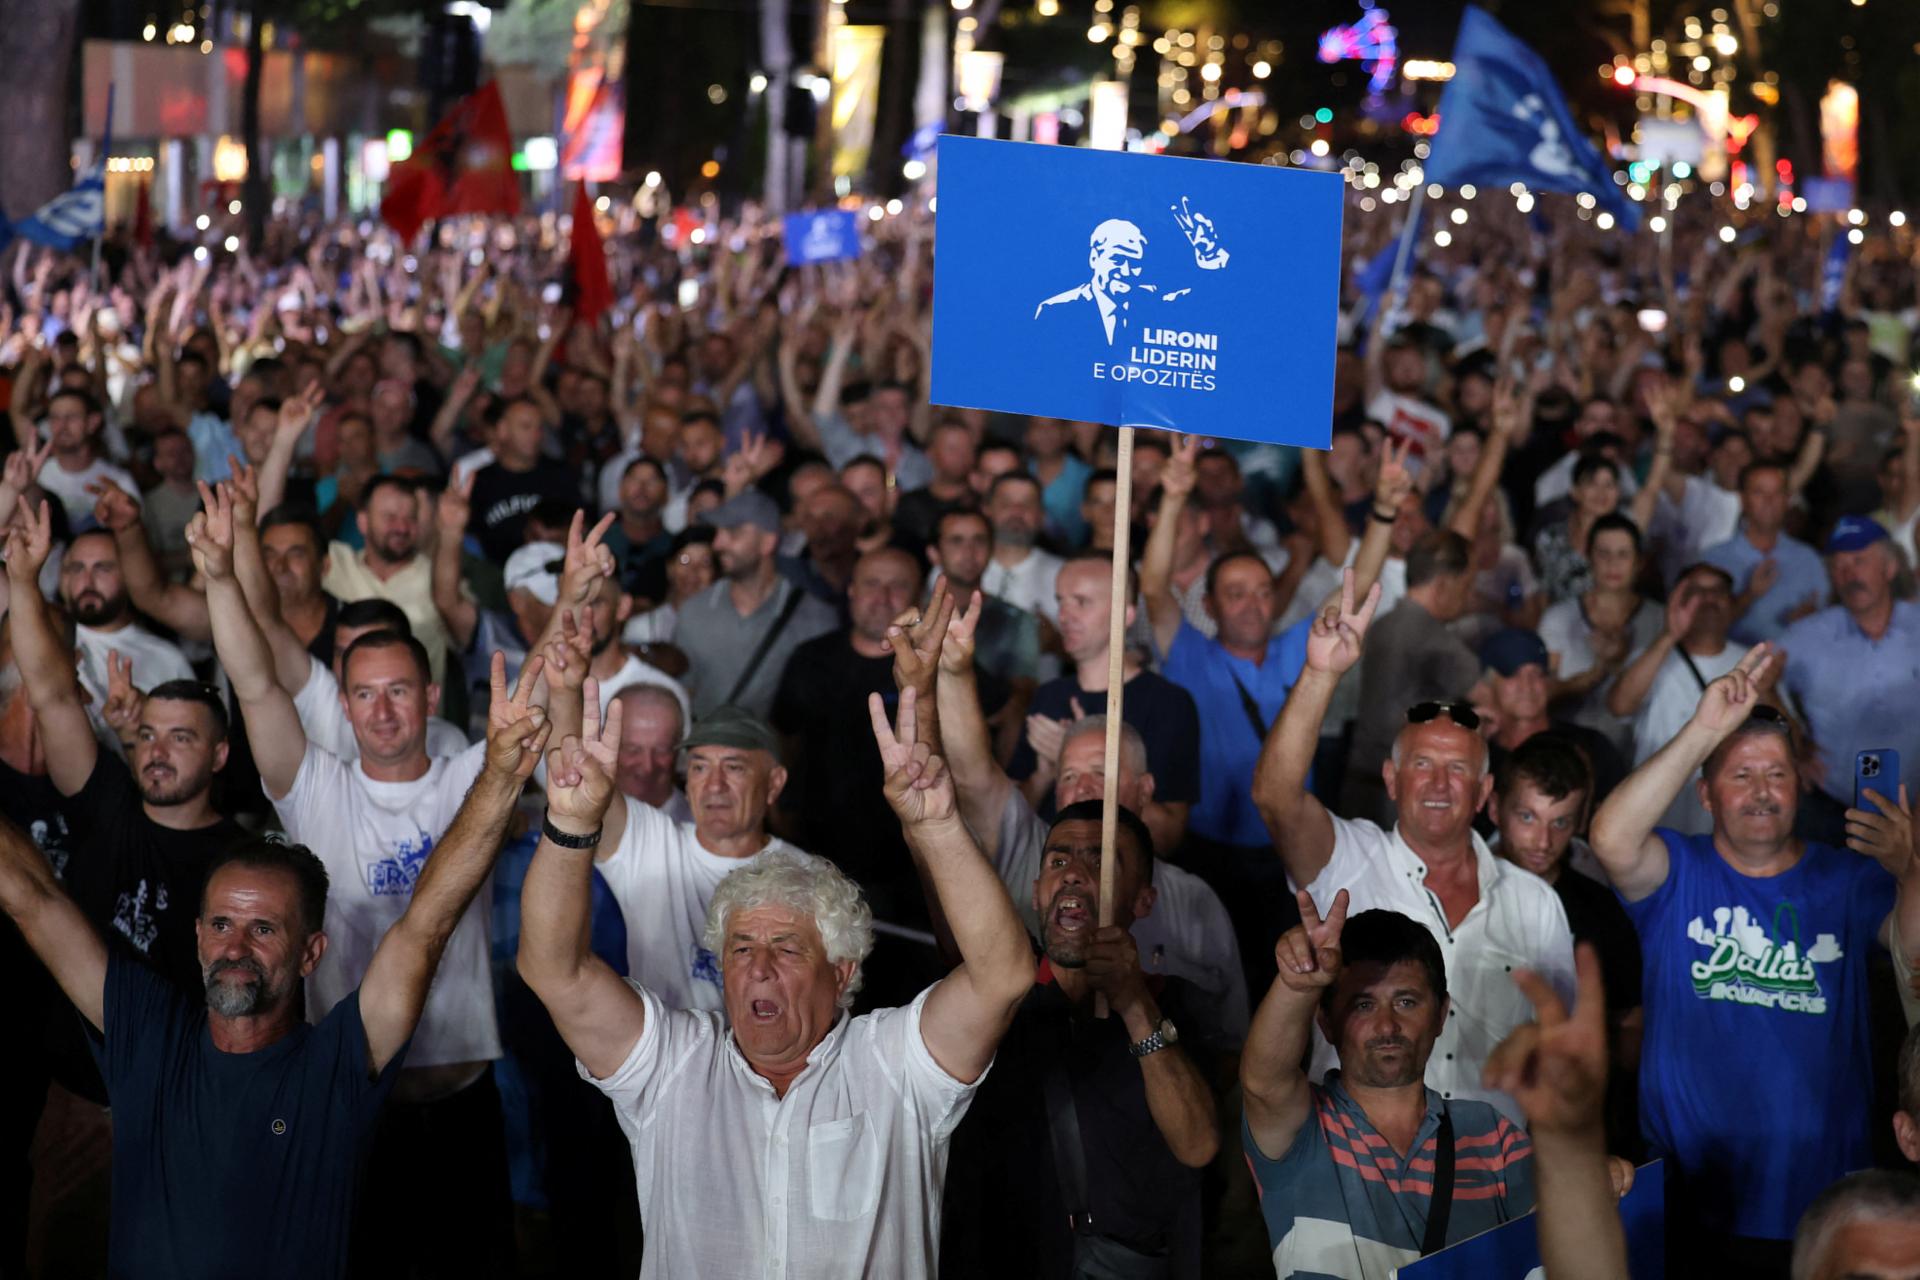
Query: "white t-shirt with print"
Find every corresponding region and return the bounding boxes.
[271,740,499,1067]
[596,796,803,1014]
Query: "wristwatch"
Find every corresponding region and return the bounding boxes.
[1128,1016,1180,1059]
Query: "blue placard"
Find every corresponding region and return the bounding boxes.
[782,208,863,265]
[930,136,1343,445]
[1395,1159,1666,1279]
[1801,176,1856,214]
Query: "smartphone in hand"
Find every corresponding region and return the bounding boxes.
[1855,749,1902,812]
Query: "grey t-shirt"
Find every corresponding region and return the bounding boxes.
[675,577,839,719]
[1347,597,1482,781]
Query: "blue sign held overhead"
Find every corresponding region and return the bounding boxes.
[782,209,863,265]
[1396,1159,1666,1280]
[931,136,1343,447]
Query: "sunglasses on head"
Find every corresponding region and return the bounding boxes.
[1406,701,1481,731]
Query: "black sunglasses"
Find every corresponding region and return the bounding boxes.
[1406,701,1481,731]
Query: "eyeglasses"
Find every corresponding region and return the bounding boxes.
[1406,701,1481,731]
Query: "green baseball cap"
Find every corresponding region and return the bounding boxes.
[681,705,782,763]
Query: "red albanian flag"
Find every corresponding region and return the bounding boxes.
[568,183,612,325]
[381,82,522,243]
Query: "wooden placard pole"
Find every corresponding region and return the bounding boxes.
[1094,425,1136,1017]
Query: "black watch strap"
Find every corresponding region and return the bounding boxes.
[542,817,603,849]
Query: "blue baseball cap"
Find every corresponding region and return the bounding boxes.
[1825,515,1889,555]
[1480,628,1550,676]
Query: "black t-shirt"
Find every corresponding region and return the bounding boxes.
[771,632,1006,906]
[891,486,965,553]
[1554,867,1643,1012]
[95,953,404,1279]
[1,758,77,1088]
[942,965,1212,1277]
[1486,723,1629,816]
[1007,670,1202,810]
[469,460,580,562]
[62,756,246,997]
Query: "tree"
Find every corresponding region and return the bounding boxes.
[0,0,82,221]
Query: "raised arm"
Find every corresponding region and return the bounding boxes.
[1297,445,1354,569]
[360,653,551,1074]
[1482,947,1629,1280]
[936,591,1016,860]
[1446,384,1523,540]
[431,471,479,651]
[256,382,325,521]
[427,366,481,464]
[1140,435,1198,659]
[2,501,98,795]
[1627,405,1676,535]
[91,479,211,641]
[226,465,317,697]
[876,687,1033,1084]
[1253,571,1380,888]
[1606,585,1696,720]
[1243,888,1350,1158]
[0,811,106,1032]
[189,482,308,798]
[1348,439,1413,605]
[517,683,649,1081]
[1590,644,1776,901]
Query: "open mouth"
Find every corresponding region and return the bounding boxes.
[749,999,781,1021]
[1051,895,1091,934]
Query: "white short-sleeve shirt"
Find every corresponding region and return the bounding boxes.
[981,548,1064,625]
[76,622,194,697]
[272,740,499,1067]
[594,652,692,728]
[581,982,981,1280]
[596,796,802,1013]
[293,654,470,762]
[1299,816,1576,1125]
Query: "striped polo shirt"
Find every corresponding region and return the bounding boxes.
[1245,1070,1535,1279]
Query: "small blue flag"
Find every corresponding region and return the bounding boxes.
[14,85,113,252]
[1426,8,1640,229]
[1820,234,1851,313]
[782,209,863,265]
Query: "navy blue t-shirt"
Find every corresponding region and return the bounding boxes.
[1006,669,1201,809]
[94,953,406,1278]
[1622,830,1894,1240]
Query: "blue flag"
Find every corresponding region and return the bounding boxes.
[930,136,1343,447]
[1426,8,1640,229]
[781,209,863,265]
[14,86,112,252]
[1820,234,1852,313]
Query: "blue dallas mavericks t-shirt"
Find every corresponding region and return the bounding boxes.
[1623,829,1894,1240]
[93,951,405,1278]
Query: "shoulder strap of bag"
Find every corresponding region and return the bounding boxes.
[1042,1056,1094,1236]
[722,584,807,708]
[1228,669,1270,742]
[1676,645,1710,692]
[1421,1104,1456,1257]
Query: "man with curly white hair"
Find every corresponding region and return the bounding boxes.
[517,678,1035,1277]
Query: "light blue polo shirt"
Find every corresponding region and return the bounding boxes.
[1702,529,1828,645]
[1779,600,1920,804]
[1162,615,1310,847]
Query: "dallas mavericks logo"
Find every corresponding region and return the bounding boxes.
[1032,196,1230,346]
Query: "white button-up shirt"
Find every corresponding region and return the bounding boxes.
[581,982,981,1279]
[1300,816,1576,1125]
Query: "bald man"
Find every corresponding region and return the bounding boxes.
[773,548,1008,914]
[611,684,691,824]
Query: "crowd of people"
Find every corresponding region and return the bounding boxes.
[0,184,1917,1280]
